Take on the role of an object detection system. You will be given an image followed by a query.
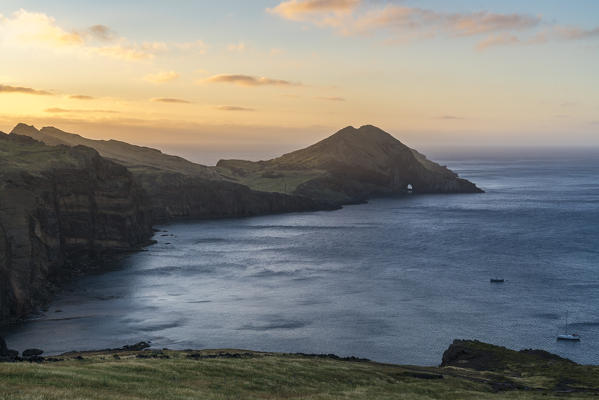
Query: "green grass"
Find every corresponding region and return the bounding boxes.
[215,164,324,195]
[1,348,597,400]
[0,136,85,176]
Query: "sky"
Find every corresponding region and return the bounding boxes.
[0,0,598,163]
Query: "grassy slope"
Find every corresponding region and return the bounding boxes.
[10,124,219,180]
[1,348,597,400]
[0,134,86,176]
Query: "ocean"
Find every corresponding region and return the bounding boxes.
[3,151,599,365]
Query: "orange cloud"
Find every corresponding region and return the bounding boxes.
[86,24,116,41]
[143,70,180,83]
[269,1,544,48]
[227,42,246,52]
[69,94,95,100]
[0,84,52,95]
[151,98,191,104]
[449,12,540,36]
[0,9,83,47]
[0,9,163,61]
[204,74,301,87]
[317,96,345,101]
[268,0,359,21]
[215,105,255,111]
[45,107,119,114]
[477,33,520,50]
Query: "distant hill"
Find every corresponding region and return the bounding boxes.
[217,125,482,203]
[10,124,324,221]
[11,124,219,180]
[13,123,482,206]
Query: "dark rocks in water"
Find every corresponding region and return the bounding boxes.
[22,349,44,357]
[122,342,151,351]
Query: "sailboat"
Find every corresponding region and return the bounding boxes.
[557,311,581,341]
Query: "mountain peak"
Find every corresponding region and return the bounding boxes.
[11,123,40,136]
[329,124,395,142]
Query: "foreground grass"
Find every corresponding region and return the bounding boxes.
[1,348,597,400]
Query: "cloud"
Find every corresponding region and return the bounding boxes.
[215,105,255,111]
[0,84,52,95]
[0,9,163,61]
[204,74,301,87]
[553,26,599,40]
[448,11,540,36]
[151,98,191,104]
[268,0,360,21]
[86,24,115,41]
[560,101,577,107]
[269,1,599,49]
[175,40,208,53]
[227,42,246,52]
[477,33,520,50]
[435,115,464,120]
[45,107,118,114]
[69,94,95,100]
[316,96,345,101]
[143,70,180,83]
[0,9,83,47]
[95,43,159,61]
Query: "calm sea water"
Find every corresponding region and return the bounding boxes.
[3,152,599,365]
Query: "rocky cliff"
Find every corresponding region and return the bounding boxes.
[0,133,153,323]
[10,124,332,221]
[217,125,483,204]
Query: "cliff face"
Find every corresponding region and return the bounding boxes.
[10,124,330,221]
[136,171,332,222]
[0,134,153,323]
[218,125,483,204]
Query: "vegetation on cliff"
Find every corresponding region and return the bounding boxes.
[0,340,596,399]
[10,124,331,220]
[217,125,483,203]
[12,123,482,207]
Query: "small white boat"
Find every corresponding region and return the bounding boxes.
[557,333,580,341]
[557,311,580,341]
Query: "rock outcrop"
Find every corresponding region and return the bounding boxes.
[441,339,576,371]
[0,133,153,323]
[217,125,483,204]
